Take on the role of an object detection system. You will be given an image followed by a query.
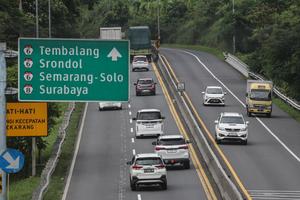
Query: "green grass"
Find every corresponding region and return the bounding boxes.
[43,103,85,200]
[161,44,224,60]
[274,98,300,122]
[9,177,40,200]
[9,103,68,200]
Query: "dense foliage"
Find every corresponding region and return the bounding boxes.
[1,0,300,177]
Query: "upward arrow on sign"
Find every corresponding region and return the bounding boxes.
[107,47,122,61]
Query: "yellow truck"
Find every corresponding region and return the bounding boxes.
[246,80,273,117]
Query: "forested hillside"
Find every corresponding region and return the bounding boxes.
[1,0,299,97]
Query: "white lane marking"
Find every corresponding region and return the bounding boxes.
[249,190,300,199]
[62,103,88,200]
[130,119,133,124]
[130,128,133,133]
[129,111,132,116]
[132,149,136,155]
[131,138,135,143]
[128,104,131,108]
[183,50,300,163]
[137,194,142,200]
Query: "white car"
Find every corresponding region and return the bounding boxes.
[132,55,150,71]
[127,153,167,191]
[215,112,249,145]
[98,102,122,111]
[133,109,164,138]
[202,86,226,105]
[152,135,190,169]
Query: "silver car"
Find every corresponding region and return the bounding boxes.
[98,102,122,111]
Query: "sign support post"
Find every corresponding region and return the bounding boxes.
[0,43,7,200]
[32,137,36,176]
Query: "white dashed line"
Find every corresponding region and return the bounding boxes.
[184,50,300,163]
[132,149,136,155]
[130,128,133,133]
[129,111,132,116]
[130,119,133,124]
[128,104,131,108]
[137,194,142,200]
[131,138,135,143]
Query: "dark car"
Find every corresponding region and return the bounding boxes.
[134,78,156,96]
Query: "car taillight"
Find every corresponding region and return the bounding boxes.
[179,145,188,150]
[155,146,165,151]
[155,164,165,169]
[132,165,143,170]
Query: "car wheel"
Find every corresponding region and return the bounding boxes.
[99,107,102,111]
[266,113,271,118]
[242,140,248,145]
[215,136,221,144]
[184,161,190,169]
[161,182,167,190]
[136,92,139,96]
[247,110,252,117]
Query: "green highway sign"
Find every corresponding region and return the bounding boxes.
[18,38,129,101]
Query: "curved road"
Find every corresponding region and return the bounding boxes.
[161,48,300,199]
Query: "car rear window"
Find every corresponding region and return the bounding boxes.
[137,112,161,120]
[134,57,147,62]
[220,116,244,124]
[158,138,185,145]
[207,88,222,94]
[138,79,153,84]
[135,157,162,165]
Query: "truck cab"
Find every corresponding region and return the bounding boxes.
[246,80,273,117]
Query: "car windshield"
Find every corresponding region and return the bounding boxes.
[138,79,153,84]
[137,112,161,120]
[158,138,185,145]
[220,116,244,124]
[134,57,147,62]
[250,89,271,101]
[135,157,162,165]
[207,88,222,94]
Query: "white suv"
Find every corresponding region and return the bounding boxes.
[152,135,190,169]
[215,112,249,145]
[133,109,164,138]
[202,86,226,105]
[132,55,150,71]
[127,153,167,191]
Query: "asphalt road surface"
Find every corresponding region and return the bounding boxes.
[161,48,300,200]
[63,60,209,200]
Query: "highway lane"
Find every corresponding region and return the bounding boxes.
[63,60,209,200]
[161,48,300,198]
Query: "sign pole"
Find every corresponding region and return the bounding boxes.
[0,44,7,200]
[32,137,36,176]
[6,175,8,200]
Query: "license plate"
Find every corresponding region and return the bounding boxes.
[229,133,237,136]
[167,150,177,153]
[144,169,154,173]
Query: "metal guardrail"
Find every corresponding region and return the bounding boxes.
[224,52,300,111]
[32,102,76,200]
[159,55,243,200]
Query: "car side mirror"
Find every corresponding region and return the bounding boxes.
[246,121,249,125]
[246,92,248,97]
[186,140,191,144]
[132,117,137,120]
[126,161,132,165]
[154,83,157,85]
[134,83,137,86]
[201,91,205,94]
[214,120,218,124]
[161,116,165,119]
[224,92,227,95]
[152,141,157,145]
